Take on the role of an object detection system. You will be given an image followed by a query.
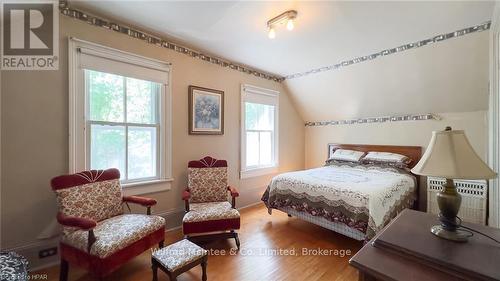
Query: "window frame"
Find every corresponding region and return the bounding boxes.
[240,84,279,179]
[68,38,173,195]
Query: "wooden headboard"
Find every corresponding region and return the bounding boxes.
[327,143,422,169]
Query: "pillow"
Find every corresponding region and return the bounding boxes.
[329,149,365,162]
[362,152,412,166]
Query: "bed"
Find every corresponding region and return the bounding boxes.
[261,144,422,241]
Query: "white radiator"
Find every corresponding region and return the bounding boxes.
[427,177,488,225]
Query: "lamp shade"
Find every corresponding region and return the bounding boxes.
[411,128,497,179]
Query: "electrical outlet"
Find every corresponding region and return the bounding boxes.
[38,247,58,259]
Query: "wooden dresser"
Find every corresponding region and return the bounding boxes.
[349,209,500,281]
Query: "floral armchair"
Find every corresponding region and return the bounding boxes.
[51,168,165,280]
[182,156,240,249]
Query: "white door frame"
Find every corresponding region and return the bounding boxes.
[489,4,500,228]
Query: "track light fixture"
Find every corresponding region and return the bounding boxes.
[267,10,297,39]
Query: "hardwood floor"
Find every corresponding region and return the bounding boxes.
[35,203,362,281]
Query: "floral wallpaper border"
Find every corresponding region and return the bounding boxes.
[285,21,491,80]
[59,2,284,82]
[305,113,441,127]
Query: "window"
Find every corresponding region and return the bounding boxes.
[87,70,159,181]
[69,38,172,194]
[241,84,279,178]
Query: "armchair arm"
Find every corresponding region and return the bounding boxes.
[56,213,97,253]
[228,186,239,197]
[182,190,191,201]
[228,186,239,208]
[182,189,191,212]
[56,212,96,230]
[123,195,157,215]
[123,195,157,206]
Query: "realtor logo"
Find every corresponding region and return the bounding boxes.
[1,1,59,70]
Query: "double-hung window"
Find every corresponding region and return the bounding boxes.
[69,38,172,193]
[240,84,279,178]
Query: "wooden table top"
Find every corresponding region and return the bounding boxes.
[350,239,466,281]
[349,209,500,281]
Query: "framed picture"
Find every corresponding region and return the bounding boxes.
[188,85,224,135]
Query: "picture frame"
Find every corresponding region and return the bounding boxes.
[188,85,224,135]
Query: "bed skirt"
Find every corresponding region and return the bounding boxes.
[277,206,365,241]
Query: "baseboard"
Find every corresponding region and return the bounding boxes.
[2,237,60,272]
[238,200,264,210]
[30,260,60,272]
[154,208,185,230]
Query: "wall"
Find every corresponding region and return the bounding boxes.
[284,31,490,122]
[0,14,305,261]
[305,111,488,210]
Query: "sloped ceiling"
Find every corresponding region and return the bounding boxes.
[285,30,490,121]
[68,1,494,121]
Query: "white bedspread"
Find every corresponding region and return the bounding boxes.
[268,164,416,232]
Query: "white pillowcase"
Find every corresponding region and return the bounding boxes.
[363,152,410,164]
[330,149,365,162]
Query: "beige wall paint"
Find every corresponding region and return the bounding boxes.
[305,110,488,210]
[0,15,305,249]
[285,31,490,122]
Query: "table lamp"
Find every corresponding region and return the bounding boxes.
[411,126,497,242]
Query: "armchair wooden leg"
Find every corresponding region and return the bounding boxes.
[201,256,208,281]
[231,231,240,250]
[152,261,158,281]
[167,273,177,281]
[159,240,164,248]
[59,259,69,281]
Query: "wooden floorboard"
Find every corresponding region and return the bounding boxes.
[35,203,362,281]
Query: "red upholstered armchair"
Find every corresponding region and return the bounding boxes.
[182,156,241,249]
[51,168,165,280]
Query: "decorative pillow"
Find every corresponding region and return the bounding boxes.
[363,151,410,163]
[329,149,365,162]
[55,179,124,227]
[361,152,412,168]
[188,167,228,203]
[325,159,361,167]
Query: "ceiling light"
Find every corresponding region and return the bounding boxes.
[268,27,276,39]
[267,10,297,38]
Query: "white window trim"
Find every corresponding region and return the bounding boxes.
[68,37,173,195]
[488,4,500,228]
[240,84,279,179]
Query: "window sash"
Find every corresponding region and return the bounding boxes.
[245,129,275,169]
[86,121,161,183]
[84,69,162,183]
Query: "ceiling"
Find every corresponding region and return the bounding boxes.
[69,1,495,121]
[69,1,494,77]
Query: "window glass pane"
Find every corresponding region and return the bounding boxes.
[246,131,259,167]
[128,126,157,180]
[260,131,272,165]
[88,70,124,122]
[90,124,125,179]
[245,102,274,131]
[127,78,158,124]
